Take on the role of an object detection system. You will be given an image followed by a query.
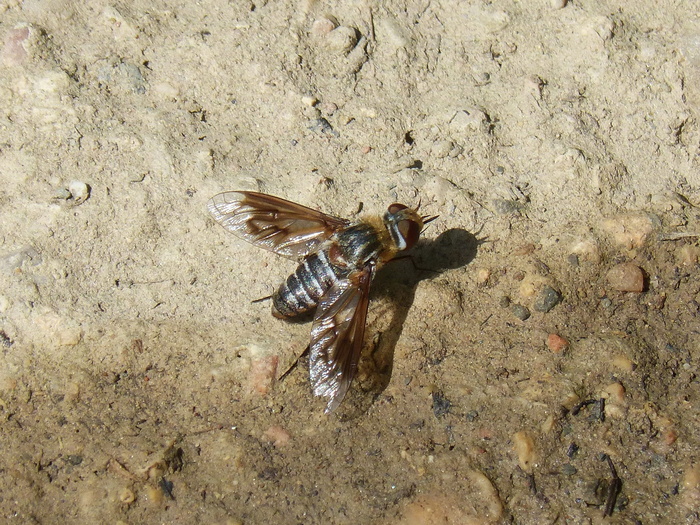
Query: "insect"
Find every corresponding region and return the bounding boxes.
[207,191,436,412]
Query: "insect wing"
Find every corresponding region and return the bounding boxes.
[309,266,374,413]
[207,191,349,259]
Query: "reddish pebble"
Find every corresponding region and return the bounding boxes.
[547,333,569,353]
[248,355,278,396]
[311,17,337,36]
[2,26,30,66]
[606,262,644,292]
[263,425,291,447]
[663,428,678,446]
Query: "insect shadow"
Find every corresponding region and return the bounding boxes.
[327,227,479,418]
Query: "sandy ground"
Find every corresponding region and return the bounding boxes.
[1,0,699,523]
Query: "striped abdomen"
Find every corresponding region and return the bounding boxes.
[272,250,348,318]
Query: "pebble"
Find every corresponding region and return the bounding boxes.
[681,464,700,509]
[325,26,357,53]
[346,35,369,73]
[2,25,31,66]
[561,463,577,475]
[599,213,658,250]
[511,304,530,320]
[392,472,502,524]
[247,355,278,396]
[450,107,489,132]
[498,296,511,308]
[493,198,521,215]
[602,382,626,404]
[311,16,337,36]
[308,117,336,136]
[475,267,491,286]
[533,286,561,312]
[431,391,451,417]
[301,95,317,107]
[546,333,569,353]
[551,0,568,8]
[512,431,537,473]
[119,487,136,504]
[570,239,601,263]
[67,180,90,204]
[318,101,338,116]
[262,425,291,448]
[611,354,635,372]
[57,325,82,346]
[145,484,163,506]
[54,187,73,200]
[540,414,555,433]
[466,470,503,520]
[662,428,678,446]
[606,262,645,292]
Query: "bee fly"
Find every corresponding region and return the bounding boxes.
[207,191,437,412]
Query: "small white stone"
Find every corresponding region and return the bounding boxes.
[450,108,488,132]
[67,180,90,203]
[301,95,318,107]
[325,26,357,53]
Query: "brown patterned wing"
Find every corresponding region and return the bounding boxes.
[309,265,374,413]
[207,191,349,259]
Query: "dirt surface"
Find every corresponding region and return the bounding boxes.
[1,1,699,523]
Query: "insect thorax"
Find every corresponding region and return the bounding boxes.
[333,218,395,268]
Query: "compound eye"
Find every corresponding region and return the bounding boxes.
[398,219,420,250]
[388,203,408,214]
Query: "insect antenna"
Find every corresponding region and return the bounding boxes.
[421,214,439,234]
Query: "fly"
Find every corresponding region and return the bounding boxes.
[207,191,436,412]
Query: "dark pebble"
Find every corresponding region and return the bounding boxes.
[534,286,561,312]
[511,304,531,320]
[561,463,578,476]
[498,296,511,308]
[431,391,451,417]
[308,117,338,136]
[65,455,83,465]
[493,199,521,215]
